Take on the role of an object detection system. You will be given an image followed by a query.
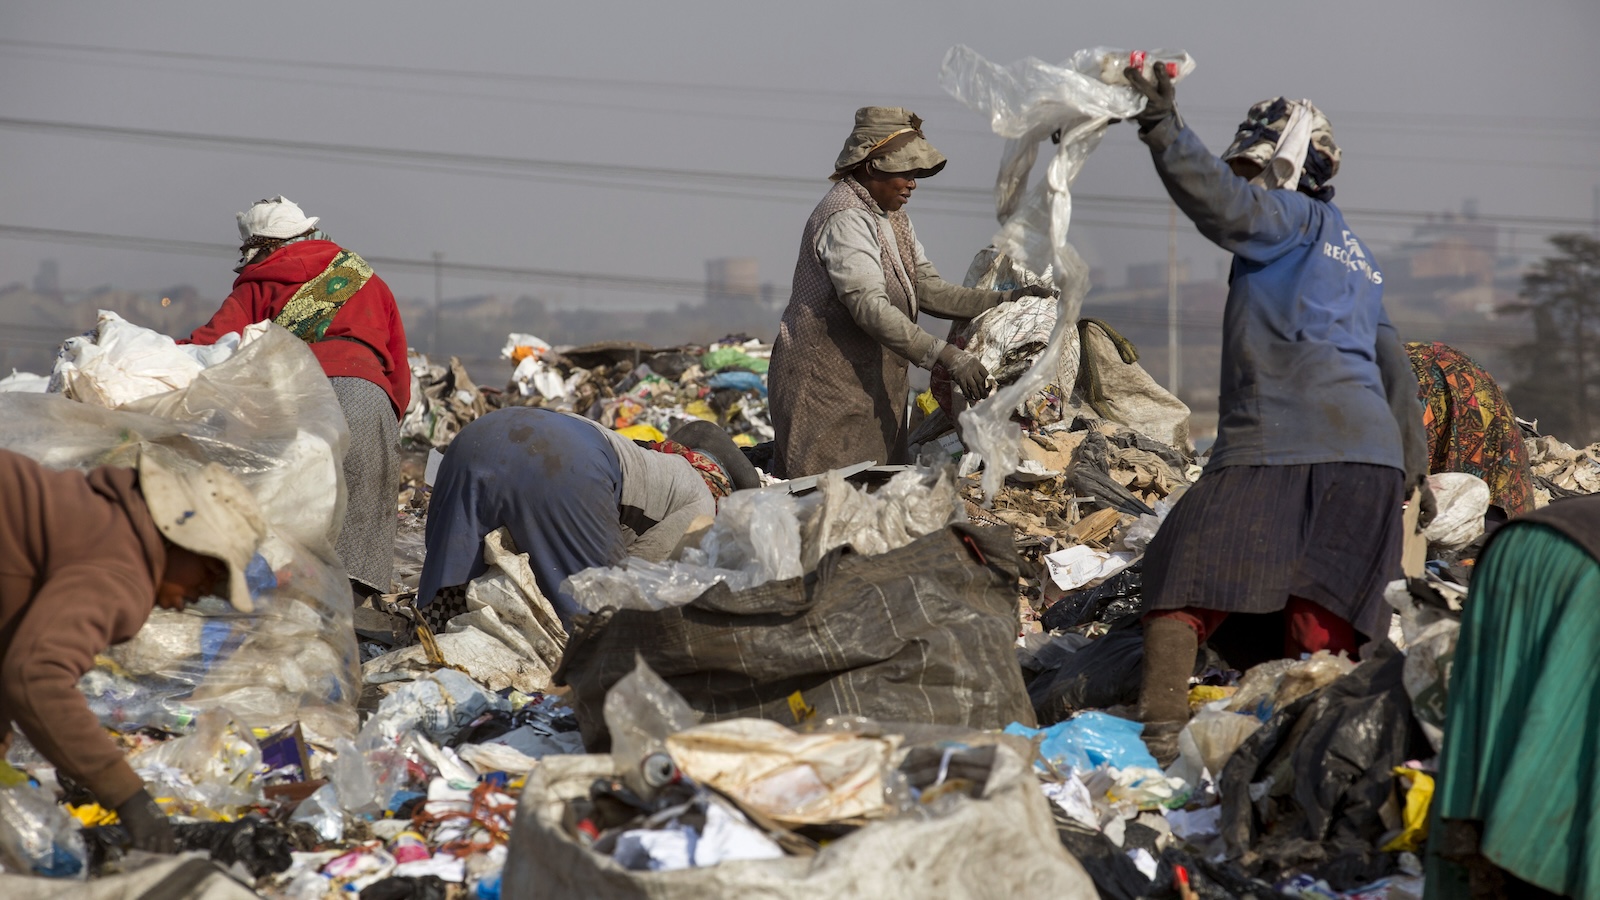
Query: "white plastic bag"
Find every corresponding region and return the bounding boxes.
[1,323,359,742]
[1423,472,1491,549]
[941,45,1195,503]
[48,310,243,408]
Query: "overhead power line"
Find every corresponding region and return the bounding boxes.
[5,36,1598,140]
[0,223,720,298]
[0,116,1591,234]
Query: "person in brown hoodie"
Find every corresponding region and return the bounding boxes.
[0,445,268,853]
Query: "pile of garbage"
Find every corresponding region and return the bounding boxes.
[398,333,775,453]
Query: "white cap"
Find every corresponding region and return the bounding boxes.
[138,446,269,613]
[236,195,319,241]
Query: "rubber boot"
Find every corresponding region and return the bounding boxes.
[1138,616,1199,767]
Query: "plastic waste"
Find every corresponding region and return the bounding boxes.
[1422,472,1491,549]
[4,323,360,743]
[290,784,346,844]
[1381,768,1433,853]
[567,467,960,613]
[0,370,49,393]
[1006,712,1160,774]
[666,719,900,825]
[0,782,85,879]
[1172,707,1261,784]
[1043,545,1136,591]
[127,709,264,816]
[690,488,804,583]
[604,658,698,797]
[940,45,1194,503]
[361,668,512,754]
[1225,651,1355,721]
[797,465,962,571]
[48,310,243,408]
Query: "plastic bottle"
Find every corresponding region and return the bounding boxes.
[1097,50,1186,86]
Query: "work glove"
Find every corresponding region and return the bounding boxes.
[1417,479,1438,531]
[116,789,176,854]
[938,344,991,402]
[1001,284,1057,304]
[1124,63,1177,131]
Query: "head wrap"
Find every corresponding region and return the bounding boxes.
[1222,98,1340,200]
[234,196,324,271]
[832,107,947,180]
[648,439,734,501]
[237,195,319,240]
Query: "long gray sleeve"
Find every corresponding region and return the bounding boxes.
[816,210,945,368]
[914,251,1008,320]
[1375,323,1428,488]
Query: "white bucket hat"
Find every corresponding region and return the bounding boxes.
[138,447,270,613]
[236,195,319,241]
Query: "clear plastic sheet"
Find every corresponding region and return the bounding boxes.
[565,468,962,612]
[797,467,963,571]
[0,323,360,743]
[940,45,1195,503]
[604,658,698,796]
[0,783,85,879]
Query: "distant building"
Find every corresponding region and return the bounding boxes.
[32,260,59,295]
[705,258,763,311]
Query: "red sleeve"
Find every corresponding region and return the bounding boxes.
[321,279,410,418]
[0,565,151,807]
[181,284,268,346]
[385,298,411,415]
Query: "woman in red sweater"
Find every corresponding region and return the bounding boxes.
[186,197,410,600]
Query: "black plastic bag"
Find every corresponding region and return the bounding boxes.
[83,816,294,879]
[1218,642,1429,889]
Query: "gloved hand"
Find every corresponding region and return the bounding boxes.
[1001,284,1056,304]
[1124,63,1177,131]
[938,344,991,402]
[116,789,176,854]
[1417,479,1438,531]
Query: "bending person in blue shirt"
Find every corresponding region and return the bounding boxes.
[1122,66,1428,764]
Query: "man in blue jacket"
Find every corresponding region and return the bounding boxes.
[1122,66,1428,763]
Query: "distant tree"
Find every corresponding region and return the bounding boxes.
[1501,233,1600,443]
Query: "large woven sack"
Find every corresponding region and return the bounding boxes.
[501,745,1097,900]
[555,523,1036,750]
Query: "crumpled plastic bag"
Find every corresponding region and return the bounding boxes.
[1172,707,1262,785]
[1042,544,1136,591]
[941,45,1193,502]
[1226,651,1355,721]
[666,720,901,826]
[605,657,698,797]
[1422,472,1491,549]
[48,310,242,408]
[3,322,360,743]
[1005,712,1159,774]
[798,466,962,571]
[0,783,86,879]
[566,467,961,613]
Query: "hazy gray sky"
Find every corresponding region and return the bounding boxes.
[1,0,1596,312]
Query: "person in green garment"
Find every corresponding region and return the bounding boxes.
[1425,493,1600,900]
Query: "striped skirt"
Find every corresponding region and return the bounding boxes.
[1141,462,1404,642]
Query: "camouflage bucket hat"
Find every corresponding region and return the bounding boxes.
[1223,97,1340,195]
[832,106,947,180]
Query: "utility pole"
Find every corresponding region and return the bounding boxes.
[1167,202,1180,397]
[432,251,443,357]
